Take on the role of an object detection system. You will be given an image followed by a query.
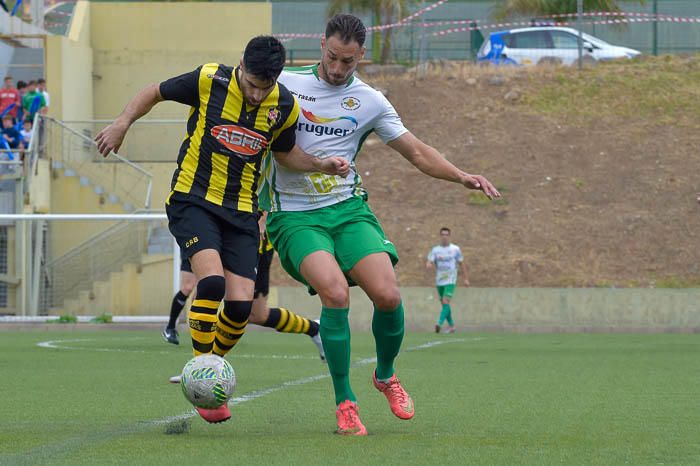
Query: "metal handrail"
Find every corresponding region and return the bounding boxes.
[38,116,155,209]
[42,116,154,179]
[37,210,166,267]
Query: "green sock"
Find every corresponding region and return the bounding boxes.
[372,301,405,380]
[446,304,454,326]
[438,303,449,326]
[320,306,356,405]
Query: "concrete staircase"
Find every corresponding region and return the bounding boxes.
[57,253,173,316]
[43,149,170,316]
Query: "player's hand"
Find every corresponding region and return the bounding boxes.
[463,278,470,287]
[258,210,268,236]
[316,156,350,177]
[696,192,700,205]
[461,173,501,200]
[94,119,129,157]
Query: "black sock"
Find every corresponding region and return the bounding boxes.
[167,291,188,329]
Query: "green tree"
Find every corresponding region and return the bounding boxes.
[494,0,646,21]
[328,0,415,64]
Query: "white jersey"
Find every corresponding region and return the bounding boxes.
[427,244,464,286]
[262,65,408,212]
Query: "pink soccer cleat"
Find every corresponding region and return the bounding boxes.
[335,400,367,436]
[372,371,415,420]
[195,404,231,424]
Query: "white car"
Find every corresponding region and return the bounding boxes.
[477,27,641,66]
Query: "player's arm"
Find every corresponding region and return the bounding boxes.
[387,132,501,199]
[94,84,164,156]
[273,145,350,176]
[258,210,269,236]
[95,67,201,157]
[460,261,470,287]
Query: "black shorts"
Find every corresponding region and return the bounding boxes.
[166,195,259,281]
[254,248,274,298]
[180,258,192,273]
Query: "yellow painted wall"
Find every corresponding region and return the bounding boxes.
[45,0,93,121]
[90,2,272,119]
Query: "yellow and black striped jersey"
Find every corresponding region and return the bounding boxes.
[161,63,299,214]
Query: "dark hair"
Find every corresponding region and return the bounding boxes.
[16,80,26,89]
[326,14,366,47]
[4,76,12,81]
[440,227,451,234]
[28,80,36,86]
[243,35,286,83]
[38,78,45,84]
[2,114,12,121]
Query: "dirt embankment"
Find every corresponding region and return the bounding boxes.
[272,56,700,288]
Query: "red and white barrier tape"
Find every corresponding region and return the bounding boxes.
[430,15,700,37]
[275,0,449,39]
[277,7,699,42]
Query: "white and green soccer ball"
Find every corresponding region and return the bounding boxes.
[181,354,236,409]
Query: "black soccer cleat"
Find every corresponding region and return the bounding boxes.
[162,327,180,345]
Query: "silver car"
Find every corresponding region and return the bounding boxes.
[477,26,641,66]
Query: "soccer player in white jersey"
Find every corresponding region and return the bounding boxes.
[426,227,469,334]
[260,14,500,436]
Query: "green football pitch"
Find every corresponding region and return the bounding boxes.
[1,329,699,465]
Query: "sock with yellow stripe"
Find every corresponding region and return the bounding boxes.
[188,275,225,356]
[263,307,319,337]
[213,300,252,357]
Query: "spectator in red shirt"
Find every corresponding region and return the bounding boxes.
[0,77,20,119]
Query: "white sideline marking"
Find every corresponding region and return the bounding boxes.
[10,337,481,463]
[36,338,321,360]
[148,338,473,427]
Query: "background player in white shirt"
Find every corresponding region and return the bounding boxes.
[426,227,469,334]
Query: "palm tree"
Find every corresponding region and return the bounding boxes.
[328,0,415,64]
[495,0,646,21]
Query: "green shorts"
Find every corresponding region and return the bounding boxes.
[437,284,456,299]
[266,196,398,292]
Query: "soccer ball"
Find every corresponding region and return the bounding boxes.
[181,354,236,409]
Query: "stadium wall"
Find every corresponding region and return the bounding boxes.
[274,287,700,332]
[90,2,272,120]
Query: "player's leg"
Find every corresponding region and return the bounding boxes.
[212,214,259,358]
[189,250,225,356]
[346,253,413,420]
[443,285,456,332]
[334,199,413,420]
[300,251,365,434]
[249,250,324,359]
[436,286,448,333]
[166,200,225,356]
[267,208,364,435]
[162,264,196,345]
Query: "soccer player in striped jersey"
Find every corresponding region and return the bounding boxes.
[96,36,348,424]
[261,15,500,435]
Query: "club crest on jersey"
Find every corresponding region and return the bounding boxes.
[211,124,268,159]
[341,96,361,111]
[267,107,281,126]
